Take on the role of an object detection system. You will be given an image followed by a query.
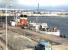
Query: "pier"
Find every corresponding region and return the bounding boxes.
[0,23,68,50]
[6,26,68,49]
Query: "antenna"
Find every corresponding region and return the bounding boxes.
[36,2,40,23]
[38,2,39,14]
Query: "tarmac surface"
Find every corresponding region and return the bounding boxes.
[0,28,36,50]
[0,25,68,50]
[7,26,68,50]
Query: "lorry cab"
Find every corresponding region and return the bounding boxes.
[19,14,28,28]
[34,40,52,50]
[20,14,28,26]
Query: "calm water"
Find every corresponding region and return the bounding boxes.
[28,16,68,38]
[0,16,68,38]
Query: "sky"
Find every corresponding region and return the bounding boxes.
[17,0,68,6]
[0,0,68,10]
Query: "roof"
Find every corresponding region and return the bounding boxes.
[38,40,51,46]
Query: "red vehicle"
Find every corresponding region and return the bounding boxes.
[20,14,28,28]
[20,18,28,25]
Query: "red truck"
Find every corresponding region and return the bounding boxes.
[20,14,28,29]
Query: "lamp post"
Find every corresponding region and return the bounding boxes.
[5,0,12,50]
[5,0,8,50]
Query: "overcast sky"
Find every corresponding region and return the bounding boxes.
[17,0,68,6]
[0,0,68,9]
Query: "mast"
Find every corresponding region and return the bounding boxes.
[36,2,40,23]
[38,2,39,13]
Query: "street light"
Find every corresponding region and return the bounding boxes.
[5,0,8,50]
[5,0,12,50]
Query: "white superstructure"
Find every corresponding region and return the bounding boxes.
[29,22,60,36]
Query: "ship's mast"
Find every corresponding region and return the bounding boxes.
[38,2,39,13]
[36,2,40,23]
